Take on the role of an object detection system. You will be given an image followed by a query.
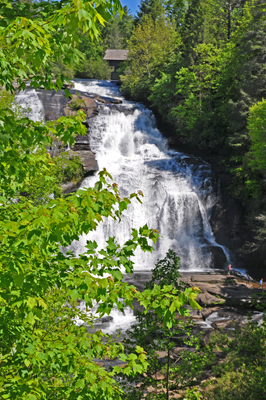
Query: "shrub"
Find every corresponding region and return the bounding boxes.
[53,150,84,183]
[68,95,86,110]
[74,58,111,79]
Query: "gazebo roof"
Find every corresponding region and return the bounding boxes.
[103,49,129,61]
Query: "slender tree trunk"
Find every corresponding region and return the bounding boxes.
[166,348,170,400]
[228,0,232,40]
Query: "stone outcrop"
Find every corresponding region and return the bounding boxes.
[36,89,99,179]
[181,272,263,307]
[63,94,99,122]
[124,270,264,311]
[74,150,98,173]
[30,88,125,190]
[88,93,122,104]
[37,89,69,121]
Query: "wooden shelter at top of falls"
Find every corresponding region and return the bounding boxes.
[103,49,129,80]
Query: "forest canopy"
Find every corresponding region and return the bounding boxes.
[120,0,266,259]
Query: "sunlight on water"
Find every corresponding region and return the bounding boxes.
[72,80,230,272]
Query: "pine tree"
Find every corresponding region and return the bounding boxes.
[181,0,205,66]
[135,0,165,24]
[228,2,266,153]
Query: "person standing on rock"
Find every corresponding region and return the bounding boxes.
[227,264,232,275]
[260,278,263,289]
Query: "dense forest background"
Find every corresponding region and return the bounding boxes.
[61,0,266,267]
[1,1,266,399]
[5,0,266,261]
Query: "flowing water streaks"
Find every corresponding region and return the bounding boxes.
[72,80,229,271]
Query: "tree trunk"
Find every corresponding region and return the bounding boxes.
[228,0,232,40]
[166,348,170,400]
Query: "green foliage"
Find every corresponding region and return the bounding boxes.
[75,58,112,79]
[53,151,84,184]
[68,95,86,111]
[206,368,266,400]
[20,149,62,204]
[145,249,186,291]
[102,6,134,49]
[0,3,203,399]
[0,161,163,399]
[185,387,202,399]
[205,317,266,399]
[120,250,201,399]
[50,61,75,79]
[0,88,14,110]
[165,0,193,27]
[135,0,165,23]
[121,12,178,101]
[0,0,124,93]
[246,98,266,171]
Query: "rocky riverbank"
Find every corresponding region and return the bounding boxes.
[126,270,264,310]
[119,270,265,399]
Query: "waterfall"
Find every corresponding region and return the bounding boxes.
[14,80,230,333]
[72,80,229,271]
[14,80,229,271]
[15,88,45,121]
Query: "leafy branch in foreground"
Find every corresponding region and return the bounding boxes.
[120,250,202,400]
[0,0,123,93]
[0,164,201,399]
[0,2,202,399]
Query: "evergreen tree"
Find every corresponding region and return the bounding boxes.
[164,0,193,27]
[102,7,134,49]
[135,0,165,23]
[181,0,205,65]
[228,3,266,153]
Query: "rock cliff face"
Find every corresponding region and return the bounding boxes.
[210,178,249,270]
[200,156,256,273]
[36,89,100,182]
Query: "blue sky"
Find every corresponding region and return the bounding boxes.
[120,0,140,16]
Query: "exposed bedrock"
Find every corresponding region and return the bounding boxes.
[207,246,227,269]
[209,174,249,271]
[33,89,125,180]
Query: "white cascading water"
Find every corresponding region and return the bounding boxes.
[73,80,229,271]
[14,80,229,271]
[15,89,45,121]
[15,80,230,334]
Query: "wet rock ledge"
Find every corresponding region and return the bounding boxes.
[36,88,122,193]
[125,270,264,317]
